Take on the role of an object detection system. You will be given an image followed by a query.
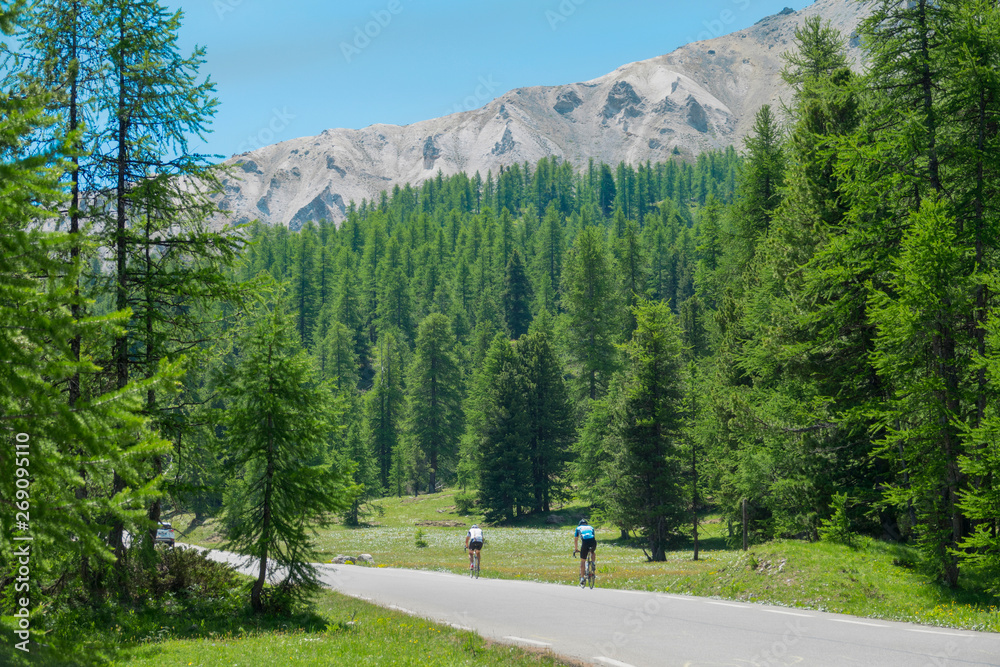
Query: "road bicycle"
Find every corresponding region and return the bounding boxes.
[468,548,480,579]
[574,549,596,589]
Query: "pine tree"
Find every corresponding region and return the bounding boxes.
[220,298,355,612]
[291,222,320,345]
[87,0,237,564]
[0,16,169,603]
[502,248,533,339]
[365,330,407,492]
[516,329,574,512]
[532,202,563,314]
[471,334,531,522]
[609,299,687,561]
[868,201,974,583]
[403,313,464,493]
[612,220,645,337]
[341,423,379,526]
[727,105,785,278]
[317,320,359,392]
[561,225,618,401]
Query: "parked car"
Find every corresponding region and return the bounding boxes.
[155,521,175,547]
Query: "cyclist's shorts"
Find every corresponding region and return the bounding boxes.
[580,537,597,559]
[469,540,484,551]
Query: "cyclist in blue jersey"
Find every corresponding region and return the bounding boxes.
[574,519,596,586]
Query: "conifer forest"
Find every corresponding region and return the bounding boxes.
[4,1,1000,661]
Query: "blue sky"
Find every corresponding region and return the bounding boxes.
[166,0,804,159]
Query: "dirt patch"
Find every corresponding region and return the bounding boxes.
[415,520,466,527]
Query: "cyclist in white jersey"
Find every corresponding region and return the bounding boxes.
[465,524,484,572]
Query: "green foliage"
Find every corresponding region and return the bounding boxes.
[454,491,477,514]
[471,334,531,522]
[414,528,429,548]
[607,300,688,560]
[0,8,176,604]
[403,313,465,493]
[561,225,618,401]
[818,493,854,546]
[219,293,357,611]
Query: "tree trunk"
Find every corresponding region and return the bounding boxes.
[253,405,277,612]
[692,440,699,562]
[110,10,130,575]
[742,498,749,551]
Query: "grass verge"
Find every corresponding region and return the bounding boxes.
[0,580,581,667]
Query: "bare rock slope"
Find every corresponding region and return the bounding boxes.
[216,0,871,229]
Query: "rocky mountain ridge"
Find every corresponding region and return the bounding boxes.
[214,0,872,229]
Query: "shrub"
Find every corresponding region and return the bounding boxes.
[415,529,429,548]
[818,493,854,546]
[454,491,476,514]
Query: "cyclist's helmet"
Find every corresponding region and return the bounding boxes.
[471,524,479,529]
[579,519,588,526]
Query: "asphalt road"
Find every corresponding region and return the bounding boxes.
[183,544,1000,667]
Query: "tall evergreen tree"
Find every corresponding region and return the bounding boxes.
[365,330,407,492]
[502,248,533,339]
[517,329,574,512]
[471,334,531,522]
[403,313,464,493]
[608,299,688,561]
[561,225,618,401]
[0,21,169,600]
[87,0,235,564]
[220,299,355,612]
[727,104,785,278]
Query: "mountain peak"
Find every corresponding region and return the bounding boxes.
[215,0,872,228]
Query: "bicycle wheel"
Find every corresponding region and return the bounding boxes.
[587,557,595,589]
[474,552,480,579]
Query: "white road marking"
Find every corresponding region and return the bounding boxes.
[706,601,746,608]
[658,594,695,601]
[593,657,639,667]
[829,619,886,627]
[906,628,972,638]
[503,636,552,647]
[449,624,473,631]
[762,609,813,617]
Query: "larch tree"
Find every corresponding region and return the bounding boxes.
[561,224,618,402]
[502,248,533,339]
[516,329,574,512]
[0,4,168,603]
[471,334,531,522]
[609,299,688,561]
[403,313,464,493]
[220,297,355,612]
